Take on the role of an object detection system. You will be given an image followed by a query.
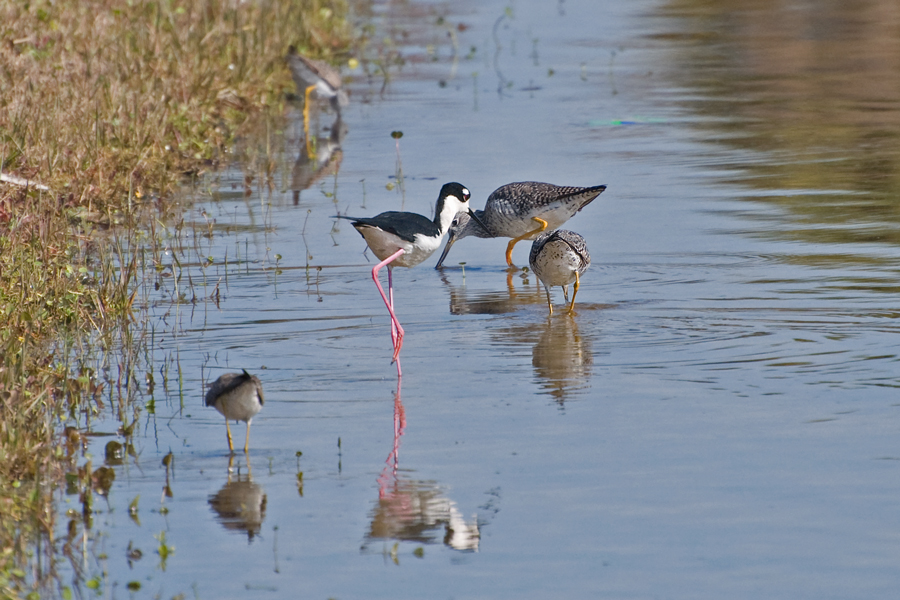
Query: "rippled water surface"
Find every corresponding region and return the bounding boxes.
[68,0,900,598]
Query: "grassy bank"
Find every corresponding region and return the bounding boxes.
[0,1,356,596]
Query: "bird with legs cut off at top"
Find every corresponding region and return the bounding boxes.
[435,181,606,268]
[335,182,487,375]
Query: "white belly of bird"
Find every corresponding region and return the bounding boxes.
[360,228,442,268]
[532,242,581,287]
[215,389,262,423]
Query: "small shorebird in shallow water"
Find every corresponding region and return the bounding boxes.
[206,370,264,454]
[434,181,606,268]
[529,229,591,315]
[286,46,348,153]
[335,182,487,372]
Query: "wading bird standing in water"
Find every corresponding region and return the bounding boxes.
[529,229,591,315]
[206,370,264,454]
[335,182,487,374]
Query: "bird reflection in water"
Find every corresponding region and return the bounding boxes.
[292,114,347,206]
[531,315,594,405]
[362,378,480,555]
[442,269,545,316]
[441,273,594,404]
[286,46,348,158]
[208,454,267,542]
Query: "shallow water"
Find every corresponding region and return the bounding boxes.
[64,0,900,598]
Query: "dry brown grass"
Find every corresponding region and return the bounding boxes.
[0,0,353,210]
[0,1,357,596]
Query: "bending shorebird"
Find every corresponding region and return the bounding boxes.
[336,182,486,368]
[529,229,591,315]
[205,370,264,454]
[434,181,606,268]
[286,46,349,153]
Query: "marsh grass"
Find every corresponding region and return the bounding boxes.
[0,0,356,597]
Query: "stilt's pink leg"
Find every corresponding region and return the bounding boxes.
[372,248,406,363]
[388,266,398,348]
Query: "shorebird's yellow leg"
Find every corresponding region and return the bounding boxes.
[505,217,549,266]
[244,421,251,454]
[304,85,317,159]
[545,287,554,315]
[225,418,234,453]
[568,271,580,313]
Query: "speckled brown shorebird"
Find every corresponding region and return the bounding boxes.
[529,229,591,315]
[434,181,606,268]
[205,370,264,454]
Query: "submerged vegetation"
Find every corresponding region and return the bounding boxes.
[0,0,356,597]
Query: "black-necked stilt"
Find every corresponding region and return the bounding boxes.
[528,229,591,315]
[286,46,348,153]
[435,181,606,268]
[205,370,264,454]
[336,182,486,368]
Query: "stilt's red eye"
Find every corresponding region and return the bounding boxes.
[462,188,470,201]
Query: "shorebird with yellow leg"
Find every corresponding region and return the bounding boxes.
[529,229,591,315]
[286,46,348,156]
[435,181,606,268]
[335,182,487,375]
[205,370,264,454]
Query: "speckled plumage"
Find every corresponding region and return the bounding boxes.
[206,370,264,453]
[529,229,591,315]
[435,181,606,268]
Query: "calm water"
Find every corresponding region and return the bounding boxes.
[64,0,900,598]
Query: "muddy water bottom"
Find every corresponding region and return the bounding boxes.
[66,0,900,598]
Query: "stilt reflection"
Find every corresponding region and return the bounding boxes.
[362,378,480,555]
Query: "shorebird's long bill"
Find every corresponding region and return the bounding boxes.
[435,231,457,269]
[435,210,488,269]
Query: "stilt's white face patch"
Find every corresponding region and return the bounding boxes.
[462,188,470,199]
